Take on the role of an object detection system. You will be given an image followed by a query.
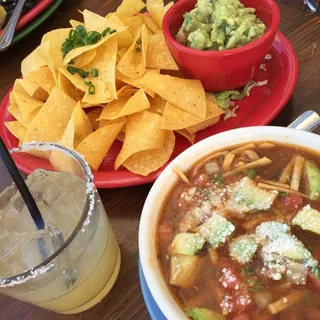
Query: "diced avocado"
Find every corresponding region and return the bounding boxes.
[229,235,258,264]
[228,177,277,215]
[186,307,225,320]
[304,160,320,200]
[170,254,200,288]
[255,221,290,242]
[285,261,307,285]
[169,233,205,255]
[292,205,320,235]
[199,213,235,248]
[261,234,312,263]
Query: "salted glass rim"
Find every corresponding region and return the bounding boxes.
[0,142,95,287]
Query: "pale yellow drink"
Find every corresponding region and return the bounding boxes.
[0,143,121,314]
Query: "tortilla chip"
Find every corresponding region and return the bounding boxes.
[176,129,195,144]
[85,37,118,100]
[117,24,148,79]
[76,120,125,170]
[21,45,47,78]
[24,87,77,143]
[164,1,174,15]
[58,71,85,102]
[146,32,178,70]
[104,14,133,48]
[185,93,224,134]
[41,28,72,81]
[58,102,93,149]
[5,121,27,141]
[98,89,150,120]
[18,78,49,101]
[115,110,165,169]
[148,94,166,114]
[72,49,97,68]
[82,80,113,104]
[86,108,102,130]
[115,0,145,19]
[146,0,165,28]
[122,16,143,36]
[59,67,88,92]
[28,66,55,94]
[116,131,125,142]
[14,91,44,122]
[141,73,206,118]
[99,116,127,129]
[64,11,126,64]
[122,130,175,175]
[137,14,160,34]
[8,103,39,127]
[116,68,159,97]
[69,19,84,28]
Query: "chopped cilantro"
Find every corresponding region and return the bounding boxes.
[278,191,288,197]
[214,173,224,185]
[243,266,255,276]
[136,47,141,52]
[244,168,256,179]
[136,38,142,45]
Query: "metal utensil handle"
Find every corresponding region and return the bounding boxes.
[305,0,320,15]
[287,110,320,132]
[0,0,27,51]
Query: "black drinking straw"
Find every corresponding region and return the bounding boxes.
[0,137,45,230]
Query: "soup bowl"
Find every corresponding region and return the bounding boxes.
[139,126,320,319]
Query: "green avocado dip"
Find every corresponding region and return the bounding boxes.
[176,0,266,51]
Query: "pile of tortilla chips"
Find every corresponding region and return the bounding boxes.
[5,0,224,176]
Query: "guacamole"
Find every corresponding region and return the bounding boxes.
[176,0,266,51]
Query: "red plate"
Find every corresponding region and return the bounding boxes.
[0,0,54,34]
[0,31,298,188]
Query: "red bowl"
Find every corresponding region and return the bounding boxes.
[162,0,280,91]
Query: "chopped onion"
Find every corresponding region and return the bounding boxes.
[205,160,220,175]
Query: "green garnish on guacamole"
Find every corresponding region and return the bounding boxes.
[176,0,266,51]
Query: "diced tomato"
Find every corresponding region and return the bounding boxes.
[282,193,303,209]
[219,267,243,291]
[232,313,251,320]
[172,184,199,212]
[233,287,252,314]
[192,172,209,187]
[217,262,252,316]
[158,223,174,245]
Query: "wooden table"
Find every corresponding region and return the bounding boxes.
[0,0,320,319]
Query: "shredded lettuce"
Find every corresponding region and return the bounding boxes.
[215,80,268,121]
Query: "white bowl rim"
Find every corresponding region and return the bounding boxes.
[139,126,320,320]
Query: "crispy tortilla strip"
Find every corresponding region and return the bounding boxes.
[122,16,143,36]
[137,13,160,34]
